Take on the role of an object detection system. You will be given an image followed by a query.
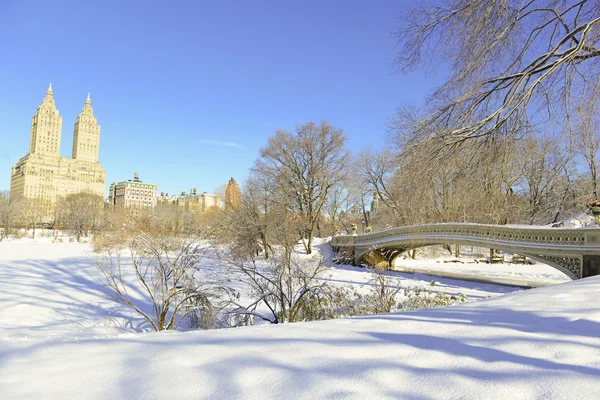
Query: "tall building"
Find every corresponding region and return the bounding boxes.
[10,85,106,214]
[108,173,158,217]
[225,177,241,210]
[72,93,100,163]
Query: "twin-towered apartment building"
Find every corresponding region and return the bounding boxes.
[10,84,106,213]
[9,85,241,217]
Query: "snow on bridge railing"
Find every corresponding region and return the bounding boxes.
[330,223,600,248]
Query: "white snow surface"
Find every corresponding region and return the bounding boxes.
[561,213,596,228]
[394,256,571,285]
[1,239,599,399]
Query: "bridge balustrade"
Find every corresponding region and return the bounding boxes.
[330,223,600,279]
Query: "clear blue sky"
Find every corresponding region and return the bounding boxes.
[0,1,443,196]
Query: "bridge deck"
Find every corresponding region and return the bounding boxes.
[330,223,600,279]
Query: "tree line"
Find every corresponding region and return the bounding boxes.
[215,0,600,254]
[0,191,222,242]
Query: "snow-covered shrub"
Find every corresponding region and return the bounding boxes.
[92,234,126,252]
[225,251,333,324]
[324,286,364,318]
[11,229,27,240]
[97,233,228,331]
[286,286,335,321]
[398,286,468,311]
[361,270,403,314]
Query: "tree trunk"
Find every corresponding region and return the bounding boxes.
[261,231,269,259]
[591,160,598,198]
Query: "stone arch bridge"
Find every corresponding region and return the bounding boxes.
[330,223,600,280]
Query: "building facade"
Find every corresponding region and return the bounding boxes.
[10,85,106,214]
[225,177,241,210]
[158,189,222,213]
[108,173,158,216]
[187,189,222,212]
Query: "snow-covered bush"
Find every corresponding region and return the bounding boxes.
[398,286,468,311]
[225,251,332,324]
[361,270,403,314]
[93,232,130,252]
[97,233,229,331]
[224,243,472,325]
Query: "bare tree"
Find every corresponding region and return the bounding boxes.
[56,193,104,241]
[220,180,338,324]
[574,91,600,198]
[357,148,403,220]
[516,134,575,223]
[23,198,46,239]
[254,121,349,254]
[225,250,332,324]
[362,269,403,314]
[212,172,278,259]
[322,159,375,235]
[213,184,227,200]
[323,181,351,235]
[98,234,227,331]
[0,191,24,240]
[393,0,600,158]
[358,134,549,227]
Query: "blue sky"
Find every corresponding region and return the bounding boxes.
[0,1,443,196]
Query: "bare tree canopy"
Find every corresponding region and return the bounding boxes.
[0,191,24,240]
[56,193,104,241]
[393,0,600,152]
[253,121,348,254]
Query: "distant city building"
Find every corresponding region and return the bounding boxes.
[225,177,241,210]
[108,173,157,217]
[187,189,222,212]
[157,192,184,208]
[158,188,222,213]
[10,85,106,215]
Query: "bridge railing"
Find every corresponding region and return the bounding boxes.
[331,223,600,249]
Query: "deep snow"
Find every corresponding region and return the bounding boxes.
[1,239,598,399]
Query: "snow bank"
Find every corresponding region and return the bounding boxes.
[1,276,599,399]
[0,240,598,399]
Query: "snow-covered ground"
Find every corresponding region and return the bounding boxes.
[394,255,571,286]
[317,242,521,300]
[1,239,598,399]
[0,239,147,339]
[0,239,519,341]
